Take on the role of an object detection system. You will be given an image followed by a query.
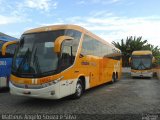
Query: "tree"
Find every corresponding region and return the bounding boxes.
[146,44,160,66]
[112,37,131,67]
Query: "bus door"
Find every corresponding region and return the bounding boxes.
[59,44,73,97]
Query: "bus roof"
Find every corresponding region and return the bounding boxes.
[0,32,17,42]
[132,50,152,56]
[0,36,16,42]
[24,24,120,52]
[24,24,84,34]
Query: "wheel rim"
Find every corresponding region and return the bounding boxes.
[76,83,82,96]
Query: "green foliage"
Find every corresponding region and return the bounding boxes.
[147,45,160,66]
[156,55,160,66]
[112,36,160,67]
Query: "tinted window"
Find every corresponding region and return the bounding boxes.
[81,35,108,57]
[81,34,121,60]
[81,35,93,55]
[60,30,81,71]
[12,29,81,78]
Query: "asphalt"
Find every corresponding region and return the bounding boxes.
[0,74,160,120]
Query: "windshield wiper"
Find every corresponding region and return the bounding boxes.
[136,61,150,70]
[140,61,149,69]
[17,48,30,73]
[33,47,41,75]
[136,62,142,70]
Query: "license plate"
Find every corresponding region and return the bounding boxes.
[23,91,31,94]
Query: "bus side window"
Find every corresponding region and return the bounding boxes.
[0,41,5,57]
[81,35,94,55]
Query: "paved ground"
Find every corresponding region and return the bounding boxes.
[0,74,160,120]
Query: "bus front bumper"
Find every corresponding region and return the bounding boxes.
[131,72,153,77]
[9,82,61,99]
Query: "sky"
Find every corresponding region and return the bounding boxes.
[0,0,160,47]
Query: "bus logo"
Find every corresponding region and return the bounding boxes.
[81,61,89,65]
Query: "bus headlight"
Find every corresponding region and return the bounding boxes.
[53,76,64,84]
[42,76,64,87]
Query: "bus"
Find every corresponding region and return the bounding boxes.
[0,34,17,88]
[130,50,155,78]
[2,25,122,99]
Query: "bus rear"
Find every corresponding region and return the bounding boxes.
[130,50,154,78]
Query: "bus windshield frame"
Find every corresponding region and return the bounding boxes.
[12,29,82,78]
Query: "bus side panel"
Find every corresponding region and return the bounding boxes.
[118,58,122,80]
[89,56,100,87]
[76,55,95,88]
[0,58,12,88]
[103,58,121,83]
[104,58,114,82]
[100,58,107,83]
[99,58,104,84]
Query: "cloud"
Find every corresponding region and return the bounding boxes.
[24,0,58,11]
[110,0,121,3]
[0,15,16,25]
[0,15,28,25]
[84,16,160,46]
[40,14,160,46]
[0,0,58,17]
[90,10,114,17]
[76,0,121,5]
[0,0,58,26]
[76,0,86,5]
[5,31,22,38]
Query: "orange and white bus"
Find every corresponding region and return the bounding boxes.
[2,25,122,99]
[130,50,155,78]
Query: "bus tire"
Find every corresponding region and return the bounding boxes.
[116,72,118,81]
[73,79,83,99]
[111,73,116,83]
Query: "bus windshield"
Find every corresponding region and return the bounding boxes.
[131,55,152,70]
[12,30,81,78]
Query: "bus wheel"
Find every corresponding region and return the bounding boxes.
[73,79,83,99]
[112,73,116,83]
[115,72,118,81]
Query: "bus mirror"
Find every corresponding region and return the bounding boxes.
[152,57,156,63]
[54,36,73,54]
[2,41,18,56]
[129,57,131,63]
[79,53,84,58]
